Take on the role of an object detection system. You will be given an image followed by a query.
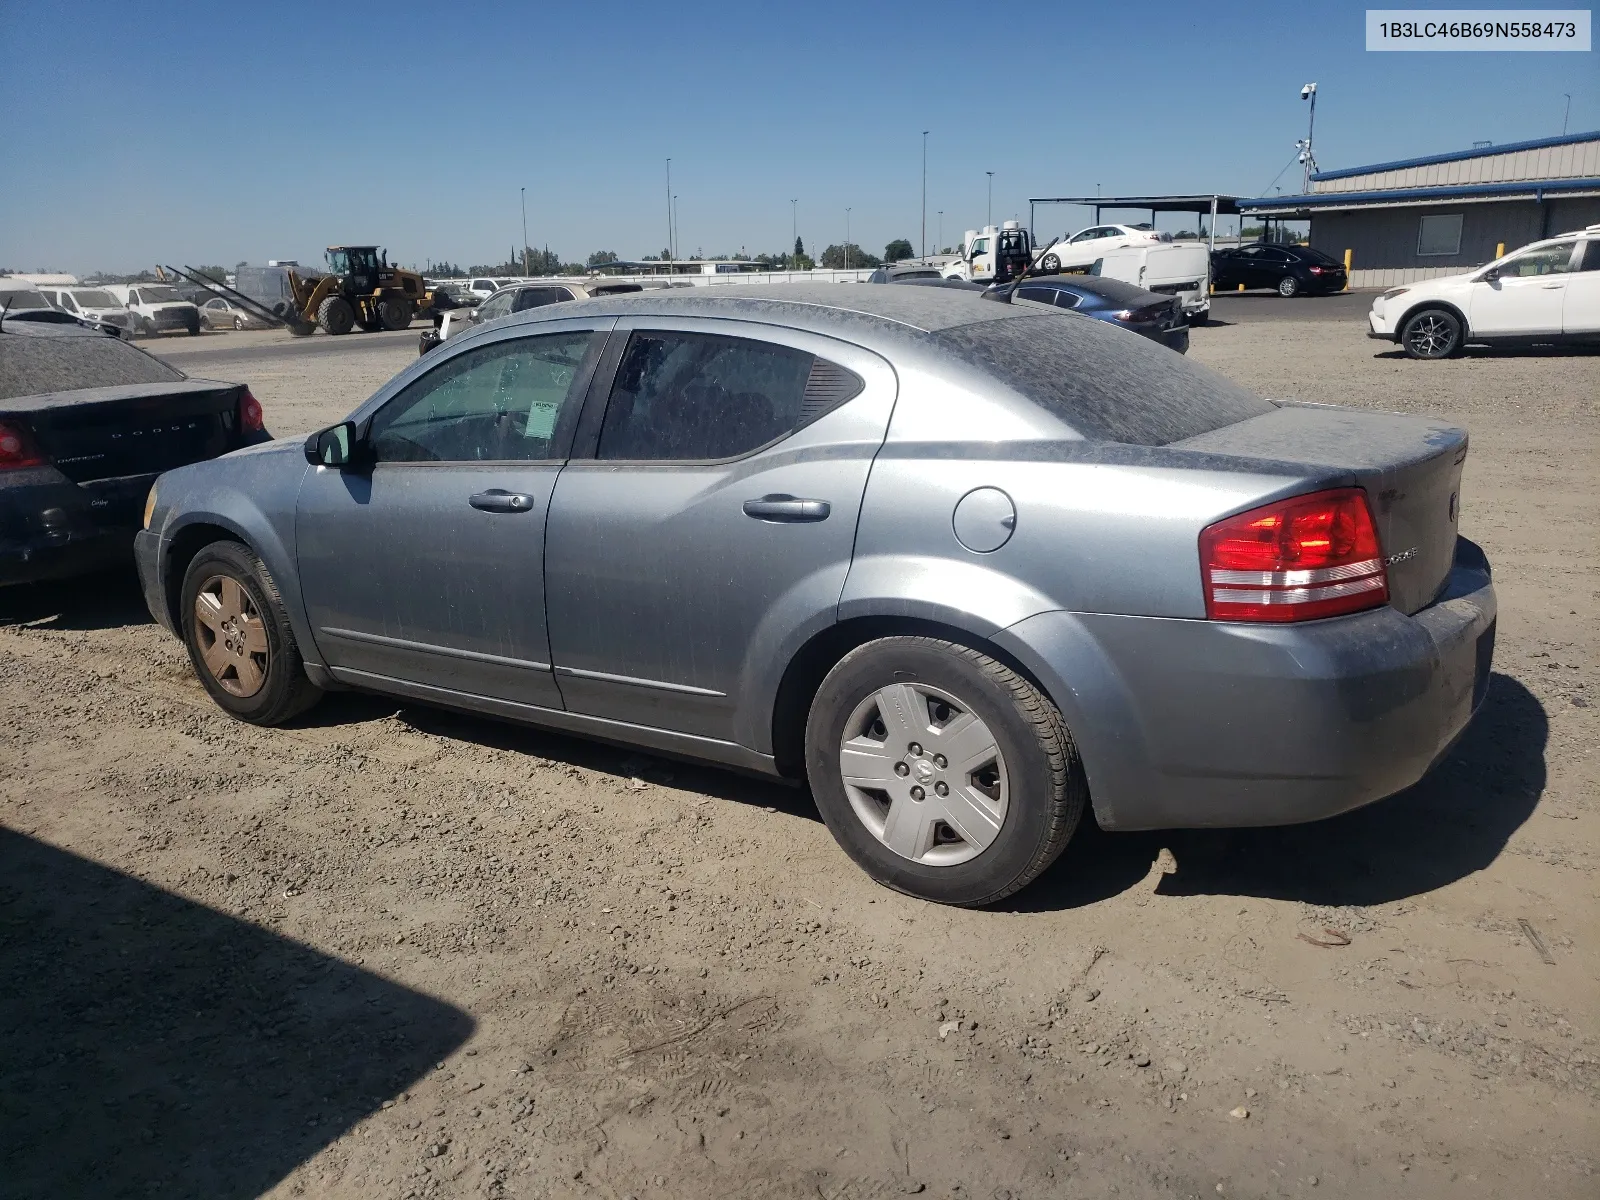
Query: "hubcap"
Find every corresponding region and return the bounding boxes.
[1408,316,1452,356]
[193,574,269,697]
[838,682,1008,866]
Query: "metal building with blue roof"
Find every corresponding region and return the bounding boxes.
[1236,131,1600,288]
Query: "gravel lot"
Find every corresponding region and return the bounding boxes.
[3,304,1596,1199]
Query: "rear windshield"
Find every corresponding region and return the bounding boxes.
[1292,247,1339,265]
[0,335,185,401]
[1,290,51,311]
[934,314,1275,445]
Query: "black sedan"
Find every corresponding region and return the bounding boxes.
[1210,243,1348,297]
[1,320,267,586]
[1009,275,1190,353]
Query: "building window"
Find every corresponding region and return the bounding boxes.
[1417,213,1464,257]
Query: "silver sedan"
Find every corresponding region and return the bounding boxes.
[135,285,1496,906]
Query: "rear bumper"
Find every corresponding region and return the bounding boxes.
[0,472,146,586]
[996,537,1497,831]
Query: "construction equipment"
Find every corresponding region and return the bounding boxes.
[290,247,437,335]
[167,248,440,338]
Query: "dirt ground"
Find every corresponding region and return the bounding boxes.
[2,306,1596,1200]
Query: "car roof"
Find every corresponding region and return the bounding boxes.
[502,283,1026,342]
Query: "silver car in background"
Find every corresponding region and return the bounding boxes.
[135,286,1495,906]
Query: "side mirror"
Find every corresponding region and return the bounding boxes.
[1481,266,1501,282]
[303,421,361,467]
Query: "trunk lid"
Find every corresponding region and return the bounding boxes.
[2,381,243,483]
[1174,401,1467,614]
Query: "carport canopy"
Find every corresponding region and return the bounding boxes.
[1027,195,1247,253]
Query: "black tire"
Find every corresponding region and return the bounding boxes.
[179,541,323,726]
[804,636,1087,907]
[233,315,245,330]
[317,295,355,335]
[355,312,384,333]
[1038,253,1061,273]
[1400,307,1463,359]
[1276,274,1300,298]
[378,297,414,331]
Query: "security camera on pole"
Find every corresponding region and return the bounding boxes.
[1298,83,1319,193]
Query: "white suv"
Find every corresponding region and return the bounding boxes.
[1369,226,1600,358]
[1034,224,1172,273]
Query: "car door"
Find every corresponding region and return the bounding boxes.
[1060,228,1104,268]
[1561,238,1600,334]
[1469,240,1576,334]
[295,319,611,708]
[543,317,896,746]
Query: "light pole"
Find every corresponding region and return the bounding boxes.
[665,159,673,263]
[921,130,929,258]
[845,208,851,270]
[520,187,529,276]
[986,171,994,226]
[791,199,798,265]
[1299,82,1319,193]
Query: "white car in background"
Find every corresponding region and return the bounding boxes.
[37,286,135,338]
[1368,226,1600,358]
[1034,223,1173,273]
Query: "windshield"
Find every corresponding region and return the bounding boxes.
[71,290,118,308]
[1,290,51,311]
[140,286,182,303]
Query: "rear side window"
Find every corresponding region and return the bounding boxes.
[1580,240,1600,272]
[597,331,862,461]
[513,287,572,311]
[934,314,1275,445]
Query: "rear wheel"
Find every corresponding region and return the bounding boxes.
[805,636,1087,906]
[1276,275,1300,297]
[355,311,384,333]
[233,315,245,330]
[378,297,414,331]
[317,295,355,335]
[180,541,322,726]
[1401,308,1463,359]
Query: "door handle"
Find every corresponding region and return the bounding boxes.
[1541,282,1564,289]
[469,489,535,513]
[741,494,831,523]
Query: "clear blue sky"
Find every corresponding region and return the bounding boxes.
[2,1,1595,273]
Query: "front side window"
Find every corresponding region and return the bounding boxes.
[596,331,859,462]
[1499,241,1577,277]
[1417,213,1464,257]
[368,331,597,463]
[971,238,990,255]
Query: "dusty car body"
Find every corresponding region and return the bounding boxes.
[2,322,266,585]
[135,285,1495,905]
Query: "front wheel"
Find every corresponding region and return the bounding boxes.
[1038,253,1061,273]
[1276,275,1300,297]
[317,295,355,335]
[1401,308,1463,359]
[805,636,1087,906]
[180,541,323,725]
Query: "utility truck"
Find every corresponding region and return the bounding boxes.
[942,222,1034,284]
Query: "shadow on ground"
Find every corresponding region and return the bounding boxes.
[300,689,818,821]
[0,829,473,1199]
[0,567,151,632]
[1016,671,1548,912]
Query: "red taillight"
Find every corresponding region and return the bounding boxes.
[1308,266,1324,274]
[238,387,264,433]
[1200,487,1388,622]
[0,419,45,470]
